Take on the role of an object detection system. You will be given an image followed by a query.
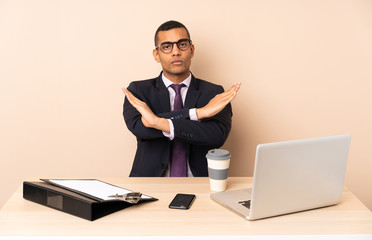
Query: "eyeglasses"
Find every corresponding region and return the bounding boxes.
[156,38,192,54]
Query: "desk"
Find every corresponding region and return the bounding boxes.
[0,177,372,238]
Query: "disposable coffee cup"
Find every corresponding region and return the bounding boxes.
[206,149,231,192]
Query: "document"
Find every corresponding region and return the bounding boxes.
[43,179,152,201]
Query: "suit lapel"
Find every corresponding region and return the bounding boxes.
[154,74,171,113]
[154,73,201,112]
[185,75,201,108]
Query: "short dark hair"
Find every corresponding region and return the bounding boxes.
[154,20,191,46]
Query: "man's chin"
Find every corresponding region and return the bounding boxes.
[165,69,190,77]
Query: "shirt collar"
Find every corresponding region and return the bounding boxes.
[162,72,192,88]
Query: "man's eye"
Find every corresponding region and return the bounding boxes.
[161,43,171,49]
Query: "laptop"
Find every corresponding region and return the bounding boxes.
[210,134,351,220]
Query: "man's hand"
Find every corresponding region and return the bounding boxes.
[196,83,241,119]
[122,88,170,133]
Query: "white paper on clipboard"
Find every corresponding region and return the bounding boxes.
[42,179,152,201]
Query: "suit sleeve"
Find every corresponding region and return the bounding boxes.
[123,82,192,140]
[172,86,232,147]
[124,82,232,146]
[157,109,190,120]
[123,83,165,140]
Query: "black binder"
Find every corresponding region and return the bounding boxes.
[23,181,157,221]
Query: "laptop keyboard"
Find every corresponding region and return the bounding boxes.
[238,200,251,209]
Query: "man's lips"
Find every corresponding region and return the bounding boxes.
[171,60,183,65]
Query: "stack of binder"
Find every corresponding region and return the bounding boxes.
[23,179,157,221]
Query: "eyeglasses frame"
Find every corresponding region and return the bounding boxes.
[155,38,193,54]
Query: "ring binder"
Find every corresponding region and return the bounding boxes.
[23,180,157,221]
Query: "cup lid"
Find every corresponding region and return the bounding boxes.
[206,149,231,160]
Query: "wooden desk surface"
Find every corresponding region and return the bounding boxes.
[0,177,372,237]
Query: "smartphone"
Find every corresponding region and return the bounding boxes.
[169,193,196,210]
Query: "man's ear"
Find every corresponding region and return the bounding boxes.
[153,49,160,63]
[190,44,195,58]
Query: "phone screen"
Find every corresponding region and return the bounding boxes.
[169,193,196,209]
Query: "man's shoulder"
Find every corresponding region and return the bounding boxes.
[127,74,224,92]
[129,76,158,87]
[127,76,161,93]
[192,76,224,91]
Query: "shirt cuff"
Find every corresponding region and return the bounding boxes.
[189,108,198,121]
[163,119,174,140]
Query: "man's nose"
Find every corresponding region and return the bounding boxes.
[171,43,181,56]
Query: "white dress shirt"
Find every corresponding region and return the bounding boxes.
[161,73,198,177]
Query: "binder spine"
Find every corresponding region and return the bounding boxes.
[23,182,93,221]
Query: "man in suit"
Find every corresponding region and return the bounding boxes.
[122,20,240,177]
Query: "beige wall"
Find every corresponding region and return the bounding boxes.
[1,0,371,211]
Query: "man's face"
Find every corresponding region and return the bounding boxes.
[153,28,194,83]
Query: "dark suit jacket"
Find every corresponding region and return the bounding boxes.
[123,73,232,177]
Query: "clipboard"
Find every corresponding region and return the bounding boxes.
[40,179,155,203]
